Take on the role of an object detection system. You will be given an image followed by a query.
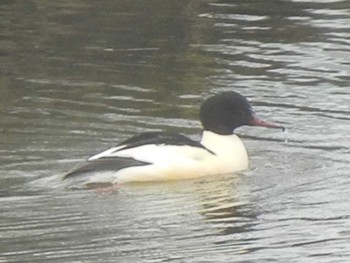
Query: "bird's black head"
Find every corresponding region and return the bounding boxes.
[200,91,284,135]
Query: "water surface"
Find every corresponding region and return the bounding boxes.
[1,0,350,262]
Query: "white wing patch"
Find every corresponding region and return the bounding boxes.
[88,146,124,161]
[88,144,211,164]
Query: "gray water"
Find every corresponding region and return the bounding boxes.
[1,0,350,262]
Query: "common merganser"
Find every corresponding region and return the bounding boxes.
[63,91,284,187]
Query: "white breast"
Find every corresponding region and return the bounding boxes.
[200,130,249,173]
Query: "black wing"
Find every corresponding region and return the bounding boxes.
[63,157,150,179]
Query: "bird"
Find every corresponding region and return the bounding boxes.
[62,91,284,188]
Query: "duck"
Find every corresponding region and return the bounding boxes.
[62,91,284,187]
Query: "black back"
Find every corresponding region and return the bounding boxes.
[116,131,210,152]
[200,91,254,135]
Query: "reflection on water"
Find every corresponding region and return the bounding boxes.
[1,0,350,262]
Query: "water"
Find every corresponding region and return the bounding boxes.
[1,0,350,262]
